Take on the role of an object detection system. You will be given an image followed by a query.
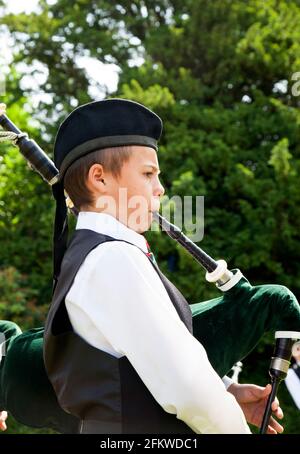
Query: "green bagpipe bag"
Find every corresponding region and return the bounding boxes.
[191,272,300,377]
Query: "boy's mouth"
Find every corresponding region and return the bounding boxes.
[150,205,160,214]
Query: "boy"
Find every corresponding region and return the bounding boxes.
[43,98,283,434]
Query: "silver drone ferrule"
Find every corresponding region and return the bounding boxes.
[205,260,243,291]
[270,357,290,374]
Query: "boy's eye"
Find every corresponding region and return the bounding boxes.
[144,172,153,178]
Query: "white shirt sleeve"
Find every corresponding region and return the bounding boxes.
[285,369,300,410]
[66,241,250,434]
[222,376,234,390]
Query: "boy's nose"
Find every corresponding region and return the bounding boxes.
[155,178,165,197]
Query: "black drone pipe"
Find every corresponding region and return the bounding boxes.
[0,113,59,185]
[260,335,296,434]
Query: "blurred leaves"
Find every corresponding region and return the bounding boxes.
[0,266,47,329]
[269,137,293,178]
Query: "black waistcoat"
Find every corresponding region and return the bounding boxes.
[44,229,194,434]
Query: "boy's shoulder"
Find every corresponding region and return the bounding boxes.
[68,238,157,289]
[85,236,149,268]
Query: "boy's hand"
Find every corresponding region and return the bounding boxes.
[0,411,7,431]
[228,383,284,434]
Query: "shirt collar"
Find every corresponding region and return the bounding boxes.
[76,211,148,253]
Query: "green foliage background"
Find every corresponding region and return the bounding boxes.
[0,0,300,434]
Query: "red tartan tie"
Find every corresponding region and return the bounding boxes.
[145,240,157,265]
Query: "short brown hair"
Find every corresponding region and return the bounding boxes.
[64,146,133,210]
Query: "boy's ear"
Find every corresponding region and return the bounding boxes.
[87,164,106,192]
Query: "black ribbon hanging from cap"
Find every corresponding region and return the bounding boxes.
[52,181,68,291]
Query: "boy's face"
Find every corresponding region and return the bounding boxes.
[92,146,165,233]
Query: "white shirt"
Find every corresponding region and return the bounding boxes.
[65,211,250,434]
[285,364,300,410]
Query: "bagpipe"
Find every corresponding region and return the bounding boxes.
[1,104,300,434]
